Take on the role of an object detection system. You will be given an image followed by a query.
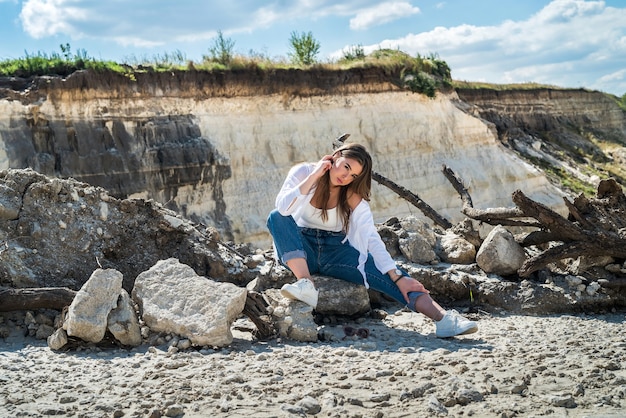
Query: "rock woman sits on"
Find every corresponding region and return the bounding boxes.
[267,142,477,338]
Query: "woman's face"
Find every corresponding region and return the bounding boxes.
[329,154,363,187]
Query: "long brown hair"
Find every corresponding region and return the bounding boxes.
[316,143,372,232]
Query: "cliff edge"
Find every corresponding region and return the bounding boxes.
[0,69,624,246]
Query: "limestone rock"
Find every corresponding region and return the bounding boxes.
[400,216,437,247]
[0,185,20,220]
[47,328,68,350]
[63,268,123,343]
[400,232,438,264]
[107,289,142,347]
[437,231,476,264]
[132,258,247,348]
[265,289,317,343]
[476,225,526,276]
[315,276,370,316]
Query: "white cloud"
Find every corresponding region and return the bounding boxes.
[111,36,164,49]
[16,0,378,47]
[350,2,420,30]
[599,69,626,83]
[362,0,626,94]
[20,0,88,39]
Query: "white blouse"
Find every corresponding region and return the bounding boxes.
[299,203,343,232]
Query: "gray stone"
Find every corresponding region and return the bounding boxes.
[476,225,526,275]
[107,289,142,347]
[400,232,438,264]
[438,231,476,264]
[35,324,55,340]
[0,185,20,220]
[63,268,123,343]
[47,328,68,350]
[315,276,370,316]
[296,396,321,414]
[265,289,317,342]
[132,258,247,348]
[400,216,437,244]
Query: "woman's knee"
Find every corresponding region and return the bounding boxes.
[267,209,289,234]
[266,209,279,227]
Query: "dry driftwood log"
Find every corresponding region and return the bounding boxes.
[242,291,276,340]
[0,287,77,312]
[512,185,626,276]
[442,165,626,279]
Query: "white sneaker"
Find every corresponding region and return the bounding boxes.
[435,310,478,338]
[280,278,319,308]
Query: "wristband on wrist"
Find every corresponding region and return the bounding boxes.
[392,269,403,284]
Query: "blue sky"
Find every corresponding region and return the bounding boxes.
[1,0,625,96]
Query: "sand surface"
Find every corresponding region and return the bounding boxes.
[1,308,625,418]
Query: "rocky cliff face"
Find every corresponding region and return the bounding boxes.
[2,69,622,247]
[457,88,626,189]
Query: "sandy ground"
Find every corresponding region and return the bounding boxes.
[1,307,625,418]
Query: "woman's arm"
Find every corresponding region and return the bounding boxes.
[351,200,430,299]
[350,201,397,274]
[275,155,335,215]
[275,164,311,215]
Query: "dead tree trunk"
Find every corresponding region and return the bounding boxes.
[512,188,626,276]
[442,164,626,281]
[242,291,276,340]
[371,171,452,229]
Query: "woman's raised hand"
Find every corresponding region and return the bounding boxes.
[298,154,335,195]
[311,154,333,179]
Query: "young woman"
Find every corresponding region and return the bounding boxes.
[266,142,477,338]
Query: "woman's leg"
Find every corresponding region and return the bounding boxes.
[266,210,320,307]
[317,238,477,334]
[266,209,317,278]
[413,294,445,321]
[317,236,420,310]
[286,258,312,281]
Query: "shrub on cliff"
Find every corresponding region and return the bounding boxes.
[619,93,626,111]
[288,31,321,66]
[402,70,437,97]
[203,30,236,66]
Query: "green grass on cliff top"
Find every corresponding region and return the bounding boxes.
[0,45,446,77]
[0,46,457,98]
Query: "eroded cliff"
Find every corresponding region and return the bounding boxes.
[457,88,626,188]
[2,69,623,247]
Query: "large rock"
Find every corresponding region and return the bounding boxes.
[397,217,438,263]
[400,232,438,264]
[265,289,318,343]
[47,328,68,350]
[63,268,123,343]
[315,276,371,316]
[437,231,476,264]
[476,225,526,276]
[107,289,142,347]
[0,168,250,292]
[132,258,247,347]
